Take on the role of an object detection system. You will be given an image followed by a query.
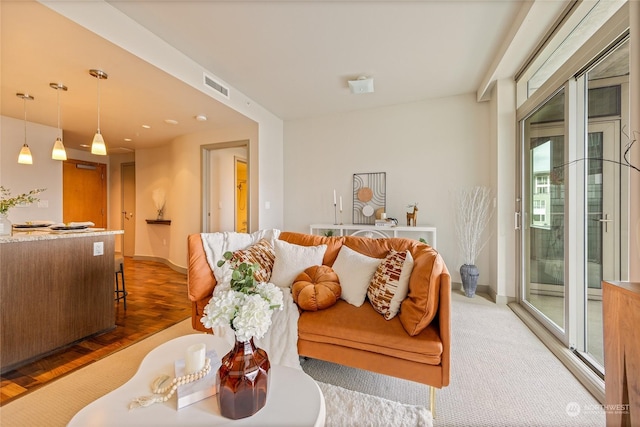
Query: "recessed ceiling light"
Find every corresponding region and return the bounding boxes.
[195,115,207,122]
[124,138,132,142]
[164,119,178,125]
[79,144,90,148]
[142,124,151,129]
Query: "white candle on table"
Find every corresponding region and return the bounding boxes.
[185,343,206,374]
[339,196,343,212]
[333,190,336,205]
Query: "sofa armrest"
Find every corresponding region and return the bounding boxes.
[437,269,451,387]
[187,234,217,302]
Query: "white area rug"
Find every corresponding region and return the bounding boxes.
[319,381,433,427]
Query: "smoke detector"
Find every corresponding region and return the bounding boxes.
[348,76,374,94]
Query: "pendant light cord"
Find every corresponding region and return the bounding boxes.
[57,87,61,137]
[96,75,101,133]
[23,96,27,145]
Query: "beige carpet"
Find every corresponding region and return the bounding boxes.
[0,291,606,426]
[0,319,432,427]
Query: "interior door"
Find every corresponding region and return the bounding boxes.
[121,163,136,257]
[235,157,247,233]
[63,159,107,227]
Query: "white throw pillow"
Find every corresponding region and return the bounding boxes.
[332,245,382,307]
[270,240,327,288]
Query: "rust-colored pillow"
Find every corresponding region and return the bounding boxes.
[292,265,341,311]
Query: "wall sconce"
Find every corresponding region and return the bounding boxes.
[89,69,108,155]
[16,93,34,165]
[50,83,68,161]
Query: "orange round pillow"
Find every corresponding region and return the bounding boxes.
[292,265,341,311]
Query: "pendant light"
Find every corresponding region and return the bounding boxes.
[89,69,108,155]
[16,93,34,165]
[50,83,68,160]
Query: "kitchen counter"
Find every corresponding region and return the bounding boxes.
[0,228,122,243]
[0,229,124,372]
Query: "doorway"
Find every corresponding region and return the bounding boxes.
[201,141,250,233]
[63,159,107,227]
[235,157,248,233]
[121,162,136,256]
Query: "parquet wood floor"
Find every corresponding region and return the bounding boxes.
[0,257,192,405]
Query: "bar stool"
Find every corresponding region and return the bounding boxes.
[115,254,127,310]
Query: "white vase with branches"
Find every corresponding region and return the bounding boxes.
[454,186,493,297]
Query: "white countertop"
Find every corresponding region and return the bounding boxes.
[0,229,124,244]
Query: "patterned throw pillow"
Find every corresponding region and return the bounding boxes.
[367,249,414,320]
[231,239,275,283]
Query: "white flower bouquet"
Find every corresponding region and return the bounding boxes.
[201,251,283,342]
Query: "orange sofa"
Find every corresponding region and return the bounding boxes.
[187,231,451,411]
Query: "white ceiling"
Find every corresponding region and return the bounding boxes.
[1,1,558,154]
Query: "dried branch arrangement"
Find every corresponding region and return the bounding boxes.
[455,186,493,266]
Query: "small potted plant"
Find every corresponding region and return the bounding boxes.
[0,186,45,236]
[454,186,493,297]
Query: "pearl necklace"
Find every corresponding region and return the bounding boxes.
[129,358,212,409]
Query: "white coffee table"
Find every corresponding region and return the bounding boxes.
[69,334,325,426]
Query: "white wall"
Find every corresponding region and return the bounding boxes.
[1,116,62,223]
[1,116,110,225]
[283,94,494,287]
[132,124,260,269]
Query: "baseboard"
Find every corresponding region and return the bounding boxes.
[451,282,515,305]
[132,255,187,275]
[508,302,605,404]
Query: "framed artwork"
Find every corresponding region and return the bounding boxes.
[352,172,386,224]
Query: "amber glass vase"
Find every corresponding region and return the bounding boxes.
[217,337,270,419]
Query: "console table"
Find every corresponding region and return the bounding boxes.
[602,281,639,425]
[310,224,437,248]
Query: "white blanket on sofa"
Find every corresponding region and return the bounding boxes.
[200,230,301,370]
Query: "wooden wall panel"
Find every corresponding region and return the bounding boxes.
[1,234,115,371]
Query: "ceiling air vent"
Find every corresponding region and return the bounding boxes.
[203,73,229,98]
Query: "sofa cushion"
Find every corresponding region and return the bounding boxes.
[367,249,414,320]
[298,300,442,365]
[270,239,327,288]
[331,245,382,307]
[399,246,445,336]
[292,265,341,311]
[231,238,275,283]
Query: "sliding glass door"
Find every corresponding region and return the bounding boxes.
[521,90,566,334]
[519,38,629,374]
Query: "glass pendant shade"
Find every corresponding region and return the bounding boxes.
[50,83,68,161]
[89,69,108,156]
[18,144,33,164]
[52,137,67,160]
[91,131,107,155]
[16,92,34,165]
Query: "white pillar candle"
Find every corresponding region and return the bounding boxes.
[381,212,387,219]
[333,189,336,205]
[185,343,206,374]
[339,196,343,211]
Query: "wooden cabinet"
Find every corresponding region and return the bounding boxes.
[0,231,120,372]
[602,281,640,426]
